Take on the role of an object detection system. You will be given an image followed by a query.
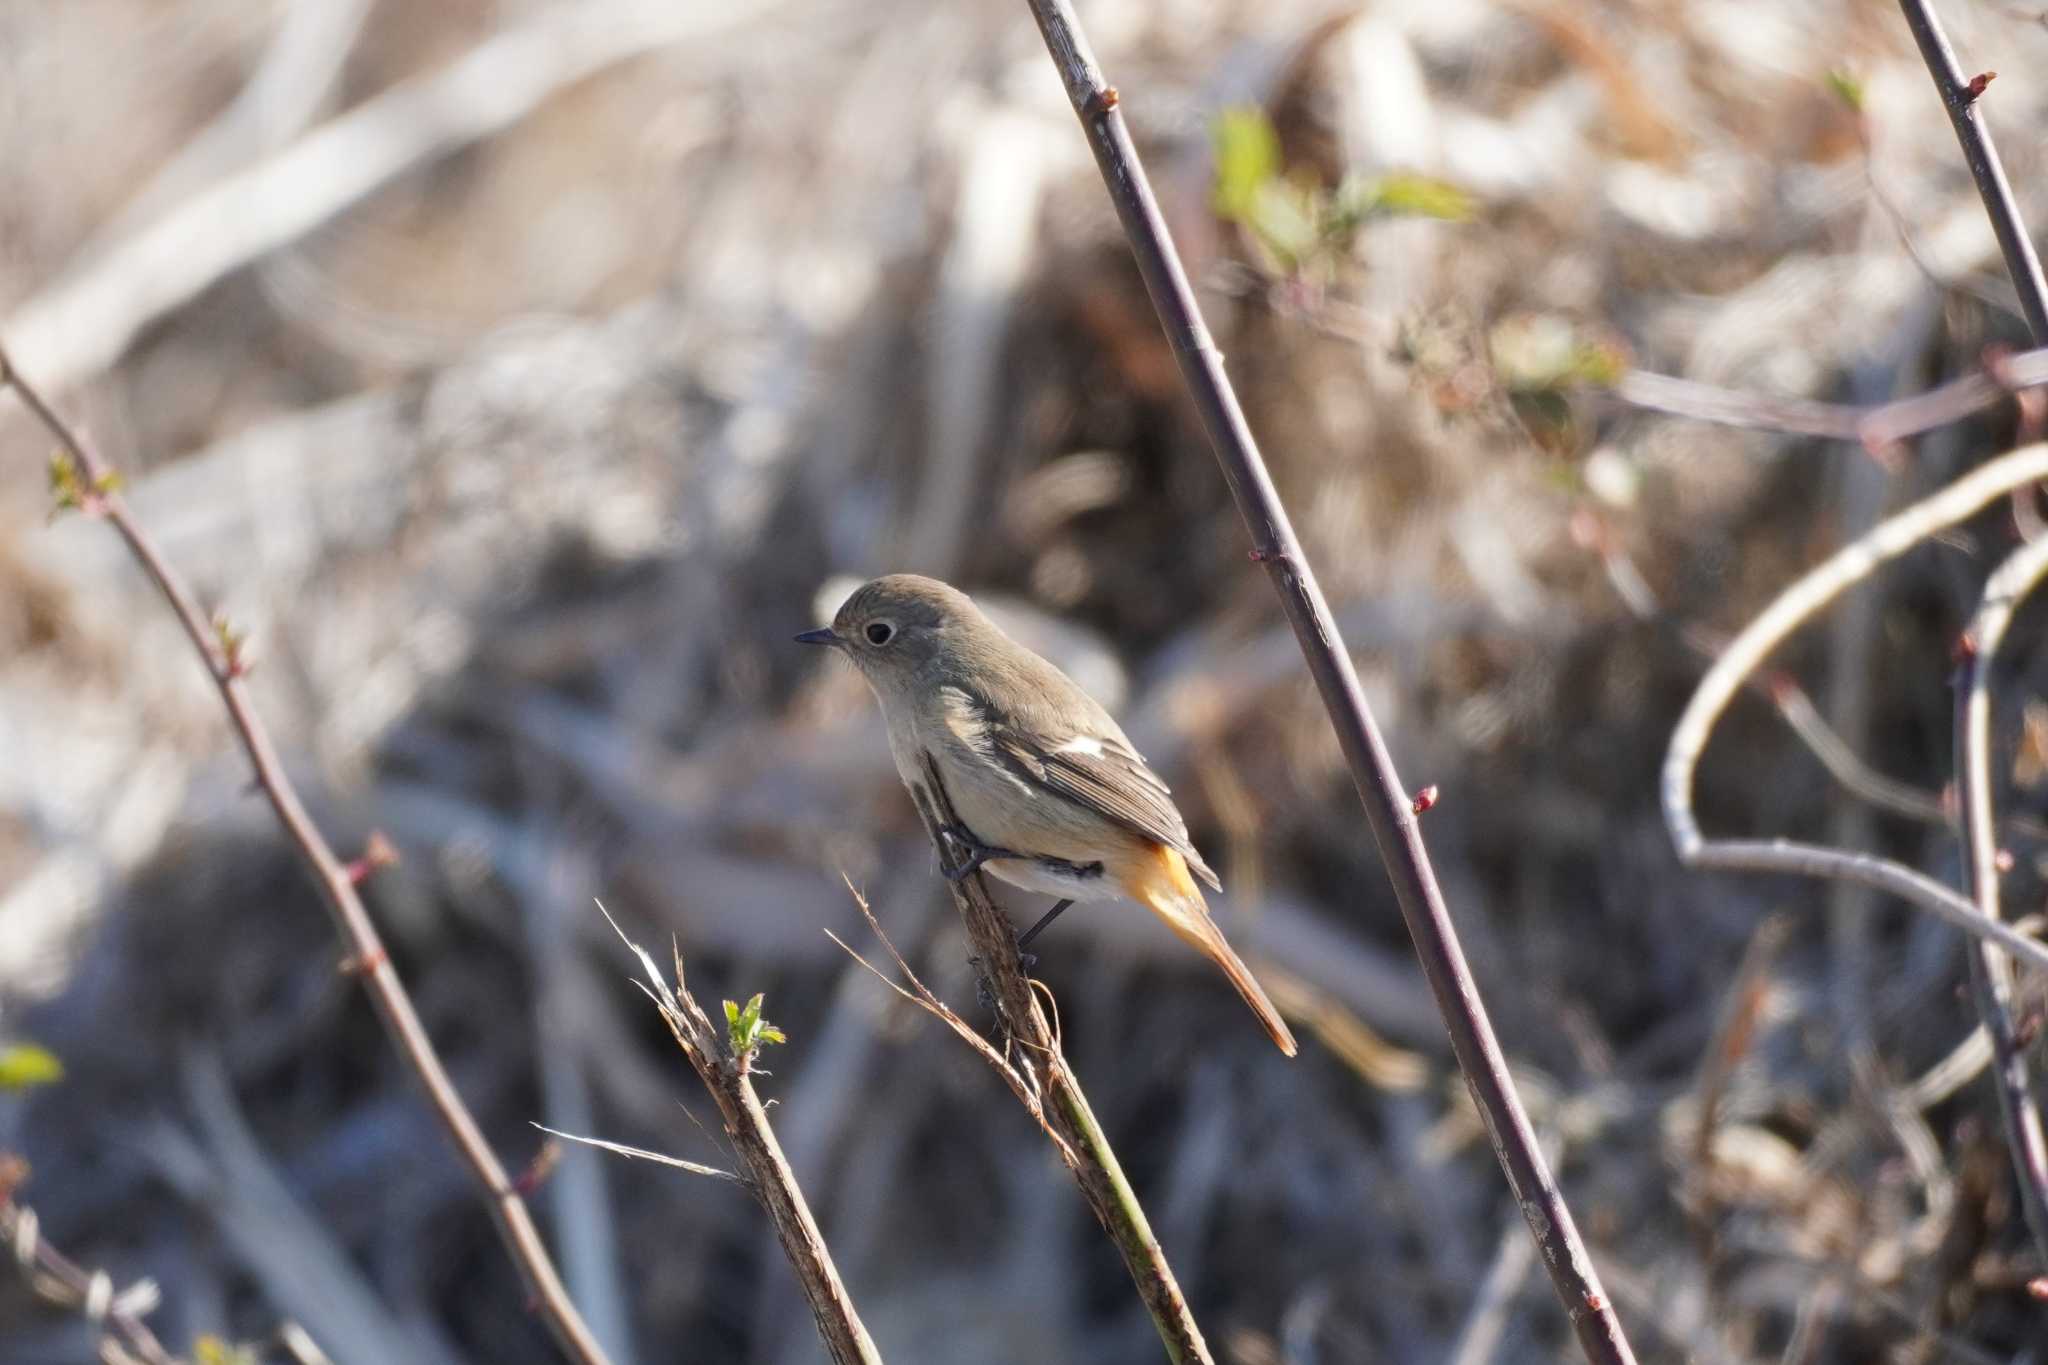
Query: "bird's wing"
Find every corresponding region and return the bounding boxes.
[966,689,1222,892]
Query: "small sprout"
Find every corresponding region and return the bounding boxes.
[1824,68,1865,113]
[0,1042,63,1091]
[195,1336,261,1365]
[212,614,250,677]
[1411,785,1439,815]
[1965,70,1996,104]
[46,452,120,519]
[724,992,788,1063]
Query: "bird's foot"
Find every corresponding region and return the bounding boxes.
[935,823,1029,881]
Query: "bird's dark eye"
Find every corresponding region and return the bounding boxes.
[865,621,895,646]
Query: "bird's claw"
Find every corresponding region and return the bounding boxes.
[936,823,1026,881]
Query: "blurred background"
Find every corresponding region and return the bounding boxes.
[5,0,2048,1360]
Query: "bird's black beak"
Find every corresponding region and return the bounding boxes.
[795,627,840,647]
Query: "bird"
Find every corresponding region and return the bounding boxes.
[799,573,1297,1056]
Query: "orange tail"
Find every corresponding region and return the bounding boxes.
[1125,844,1298,1057]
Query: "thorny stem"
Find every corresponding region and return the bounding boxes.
[912,755,1210,1365]
[1896,0,2048,343]
[1015,4,1637,1360]
[1956,533,2048,1270]
[0,349,613,1365]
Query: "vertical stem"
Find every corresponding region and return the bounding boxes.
[913,758,1211,1364]
[1955,534,2048,1268]
[1014,4,1636,1361]
[1898,0,2048,1272]
[1896,0,2048,341]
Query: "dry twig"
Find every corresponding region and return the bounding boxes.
[1954,529,2048,1268]
[1663,444,2048,973]
[909,755,1212,1364]
[1017,2,1637,1359]
[0,1155,180,1365]
[0,348,612,1365]
[592,905,882,1365]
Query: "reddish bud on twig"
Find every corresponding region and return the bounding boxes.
[513,1140,562,1198]
[1085,86,1120,118]
[345,830,400,885]
[339,945,390,977]
[212,614,251,679]
[1411,785,1439,815]
[1954,630,1979,664]
[1996,848,2016,874]
[2029,1276,2048,1300]
[1583,1291,1606,1313]
[1964,71,1996,103]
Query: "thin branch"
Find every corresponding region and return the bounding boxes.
[592,905,883,1365]
[909,757,1212,1364]
[0,1155,182,1365]
[1664,444,2048,973]
[827,889,1076,1168]
[1896,0,2048,343]
[1603,347,2048,450]
[1016,5,1637,1360]
[1956,530,2048,1266]
[0,348,613,1365]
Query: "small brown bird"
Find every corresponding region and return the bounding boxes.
[800,574,1297,1055]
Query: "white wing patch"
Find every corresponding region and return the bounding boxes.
[1050,735,1106,758]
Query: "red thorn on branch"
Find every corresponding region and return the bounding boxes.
[1964,70,1996,103]
[1411,785,1439,815]
[345,830,400,885]
[514,1140,562,1198]
[1248,546,1290,565]
[1954,630,1980,664]
[1583,1291,1606,1313]
[1085,86,1120,118]
[339,945,390,977]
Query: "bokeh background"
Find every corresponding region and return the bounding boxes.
[6,1,2048,1361]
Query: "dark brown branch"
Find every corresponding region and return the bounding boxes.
[1955,533,2048,1268]
[1013,8,1637,1360]
[1,1155,182,1365]
[911,756,1212,1365]
[0,348,612,1365]
[597,913,881,1365]
[1897,0,2048,342]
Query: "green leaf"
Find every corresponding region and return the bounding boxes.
[1364,172,1474,222]
[0,1043,63,1091]
[1211,106,1282,223]
[1824,68,1864,113]
[195,1336,259,1365]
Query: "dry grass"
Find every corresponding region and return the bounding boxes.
[7,1,2048,1360]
